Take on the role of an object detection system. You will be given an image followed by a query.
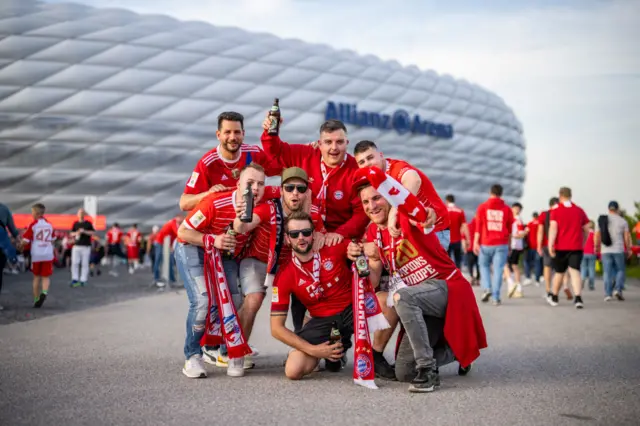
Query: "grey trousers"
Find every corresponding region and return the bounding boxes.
[393,280,449,373]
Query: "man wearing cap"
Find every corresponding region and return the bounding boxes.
[233,167,326,368]
[594,201,632,301]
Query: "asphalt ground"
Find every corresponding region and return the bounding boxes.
[1,271,639,426]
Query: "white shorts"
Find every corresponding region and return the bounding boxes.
[239,257,268,295]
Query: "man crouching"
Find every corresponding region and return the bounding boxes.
[348,183,487,393]
[270,211,354,380]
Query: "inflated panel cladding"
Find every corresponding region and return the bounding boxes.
[0,0,525,227]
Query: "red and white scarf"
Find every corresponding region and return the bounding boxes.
[200,235,252,359]
[352,263,389,389]
[291,252,325,299]
[264,199,285,288]
[316,160,345,222]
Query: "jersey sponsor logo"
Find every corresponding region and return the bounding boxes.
[190,210,206,228]
[272,287,279,302]
[187,171,199,188]
[323,260,334,271]
[333,190,343,200]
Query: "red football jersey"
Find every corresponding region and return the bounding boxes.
[126,229,141,248]
[260,132,369,239]
[270,241,352,318]
[367,214,457,285]
[467,218,477,253]
[526,218,540,249]
[183,144,282,195]
[106,228,123,245]
[549,201,589,251]
[182,191,271,257]
[386,158,450,233]
[22,218,54,263]
[154,219,179,245]
[446,204,467,243]
[475,197,514,247]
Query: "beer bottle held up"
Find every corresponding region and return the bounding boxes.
[225,226,236,258]
[329,321,341,344]
[353,239,370,277]
[267,98,280,136]
[240,183,254,223]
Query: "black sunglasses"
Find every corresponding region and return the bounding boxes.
[283,184,308,194]
[287,228,313,239]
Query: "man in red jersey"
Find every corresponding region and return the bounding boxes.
[153,214,183,288]
[176,163,272,379]
[445,194,469,268]
[473,184,514,305]
[537,197,559,299]
[125,224,142,275]
[352,140,449,249]
[234,167,325,369]
[179,111,282,211]
[348,183,487,393]
[105,223,126,276]
[260,115,369,245]
[270,212,353,380]
[524,212,542,286]
[547,187,590,309]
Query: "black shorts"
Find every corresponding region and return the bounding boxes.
[296,304,354,352]
[552,250,583,273]
[508,249,523,265]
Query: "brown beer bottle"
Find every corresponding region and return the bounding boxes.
[352,239,370,277]
[267,98,280,136]
[329,321,341,344]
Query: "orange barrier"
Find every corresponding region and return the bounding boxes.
[12,214,107,231]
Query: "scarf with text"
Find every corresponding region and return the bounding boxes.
[291,251,325,299]
[265,198,285,288]
[200,235,252,359]
[317,160,346,222]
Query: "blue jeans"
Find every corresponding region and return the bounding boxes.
[436,230,450,252]
[153,242,175,282]
[602,253,625,296]
[479,244,509,301]
[580,254,596,290]
[524,249,542,282]
[0,227,17,263]
[175,243,241,359]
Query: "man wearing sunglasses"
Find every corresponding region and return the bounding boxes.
[260,114,369,247]
[271,211,354,380]
[348,182,486,393]
[176,163,272,379]
[234,167,325,369]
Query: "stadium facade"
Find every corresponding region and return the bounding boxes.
[0,0,526,228]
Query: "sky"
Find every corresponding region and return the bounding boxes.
[47,0,640,219]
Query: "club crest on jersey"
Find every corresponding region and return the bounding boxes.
[231,169,241,179]
[190,210,206,228]
[323,260,334,271]
[333,191,344,200]
[187,171,199,188]
[271,287,279,303]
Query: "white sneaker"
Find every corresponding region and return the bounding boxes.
[128,267,134,274]
[244,356,255,370]
[249,345,260,356]
[604,296,613,302]
[227,357,245,377]
[202,347,218,365]
[182,355,207,378]
[155,281,165,288]
[523,278,532,287]
[108,270,119,277]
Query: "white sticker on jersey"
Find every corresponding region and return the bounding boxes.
[271,287,279,303]
[187,171,199,188]
[190,210,206,228]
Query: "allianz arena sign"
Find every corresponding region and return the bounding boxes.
[325,101,454,139]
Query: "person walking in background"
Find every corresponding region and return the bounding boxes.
[21,203,55,308]
[153,215,182,288]
[89,235,105,278]
[445,194,469,268]
[504,202,527,299]
[537,197,559,299]
[105,223,126,276]
[474,184,514,305]
[147,225,159,270]
[523,212,542,287]
[595,201,632,301]
[465,217,480,286]
[70,208,95,288]
[0,202,21,310]
[581,220,597,291]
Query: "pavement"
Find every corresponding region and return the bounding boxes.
[1,272,639,426]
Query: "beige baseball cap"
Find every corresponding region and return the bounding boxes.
[281,167,309,184]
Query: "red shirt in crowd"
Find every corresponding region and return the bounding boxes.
[386,159,450,233]
[183,144,282,196]
[271,241,352,318]
[260,132,369,239]
[549,201,589,251]
[446,203,466,243]
[526,217,540,250]
[475,197,514,247]
[106,227,123,245]
[181,191,271,258]
[583,230,595,255]
[126,229,142,248]
[467,218,477,253]
[154,218,180,245]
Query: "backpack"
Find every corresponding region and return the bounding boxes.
[598,215,612,247]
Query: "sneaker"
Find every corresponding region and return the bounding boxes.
[481,291,491,303]
[70,280,81,288]
[511,290,524,299]
[614,291,625,301]
[491,299,501,306]
[373,350,397,380]
[547,294,559,307]
[202,347,218,365]
[155,281,166,288]
[604,296,613,302]
[564,288,573,300]
[458,363,472,376]
[34,293,47,308]
[182,355,207,378]
[574,296,584,309]
[408,367,438,393]
[508,284,518,298]
[523,278,532,287]
[80,281,86,287]
[216,352,229,368]
[249,345,260,356]
[128,267,134,275]
[244,356,255,370]
[534,279,540,287]
[227,357,245,377]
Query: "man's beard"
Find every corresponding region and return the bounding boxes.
[292,242,313,255]
[284,199,303,212]
[222,140,241,153]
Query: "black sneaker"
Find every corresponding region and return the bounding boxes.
[408,367,438,393]
[574,296,584,309]
[614,291,625,301]
[458,363,472,376]
[373,350,397,380]
[34,293,47,308]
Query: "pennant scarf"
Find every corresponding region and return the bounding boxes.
[317,160,345,222]
[265,198,285,288]
[352,263,390,389]
[200,235,252,359]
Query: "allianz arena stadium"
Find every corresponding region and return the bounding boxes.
[0,0,526,228]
